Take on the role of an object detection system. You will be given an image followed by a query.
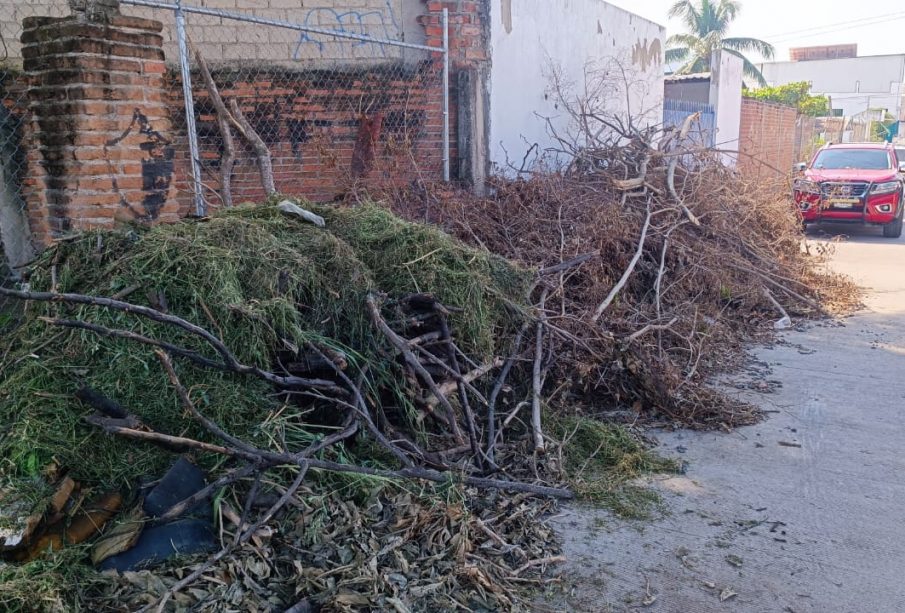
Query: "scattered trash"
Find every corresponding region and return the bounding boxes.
[1,466,121,563]
[726,554,744,568]
[778,441,803,448]
[277,199,326,227]
[720,587,739,602]
[97,458,216,572]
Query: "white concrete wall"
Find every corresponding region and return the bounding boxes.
[709,50,743,163]
[488,0,665,171]
[759,55,905,120]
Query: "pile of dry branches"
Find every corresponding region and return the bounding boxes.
[388,117,858,428]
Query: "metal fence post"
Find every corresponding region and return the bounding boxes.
[174,0,206,216]
[442,8,450,182]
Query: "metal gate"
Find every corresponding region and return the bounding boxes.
[663,98,716,148]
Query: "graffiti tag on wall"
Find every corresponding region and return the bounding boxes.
[292,1,401,60]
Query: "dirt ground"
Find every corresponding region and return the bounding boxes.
[547,223,905,613]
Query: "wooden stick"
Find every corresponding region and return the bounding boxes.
[44,317,225,370]
[591,202,652,322]
[85,416,573,498]
[228,99,276,196]
[366,293,465,445]
[531,288,549,454]
[0,288,343,393]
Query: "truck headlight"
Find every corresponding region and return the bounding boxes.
[870,181,900,195]
[793,179,820,195]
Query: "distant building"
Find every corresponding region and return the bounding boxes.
[789,44,857,62]
[757,52,905,120]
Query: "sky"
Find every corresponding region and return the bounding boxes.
[606,0,905,62]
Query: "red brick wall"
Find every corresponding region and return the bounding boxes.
[9,0,489,244]
[168,61,451,211]
[19,14,179,245]
[162,0,489,212]
[738,98,799,178]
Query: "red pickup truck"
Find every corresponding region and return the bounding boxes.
[793,143,905,238]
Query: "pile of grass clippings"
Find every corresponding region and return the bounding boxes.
[0,202,672,611]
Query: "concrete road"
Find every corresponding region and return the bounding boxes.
[550,224,905,613]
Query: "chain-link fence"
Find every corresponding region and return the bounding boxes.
[1,1,62,269]
[120,0,450,217]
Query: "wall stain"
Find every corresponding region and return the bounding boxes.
[632,38,662,72]
[501,0,512,34]
[105,108,174,221]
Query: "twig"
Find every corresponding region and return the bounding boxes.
[531,288,549,454]
[513,555,567,576]
[486,320,531,463]
[366,293,465,444]
[537,251,600,276]
[623,317,679,344]
[591,202,652,322]
[228,99,275,196]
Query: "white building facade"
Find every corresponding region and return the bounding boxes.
[758,54,905,120]
[487,0,665,172]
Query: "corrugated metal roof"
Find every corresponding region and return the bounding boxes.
[665,72,711,82]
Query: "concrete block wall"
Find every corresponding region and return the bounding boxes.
[0,0,423,67]
[738,98,799,178]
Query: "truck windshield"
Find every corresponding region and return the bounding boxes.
[813,149,891,170]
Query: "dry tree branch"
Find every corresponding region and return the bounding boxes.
[228,98,276,196]
[591,201,652,322]
[192,44,236,208]
[0,288,342,393]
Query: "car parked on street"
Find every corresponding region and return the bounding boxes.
[793,142,905,238]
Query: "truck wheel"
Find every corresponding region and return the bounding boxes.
[883,204,904,238]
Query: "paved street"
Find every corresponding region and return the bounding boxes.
[551,224,905,612]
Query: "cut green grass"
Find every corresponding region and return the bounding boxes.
[0,202,530,488]
[551,415,680,519]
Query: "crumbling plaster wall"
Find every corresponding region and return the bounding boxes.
[487,0,665,171]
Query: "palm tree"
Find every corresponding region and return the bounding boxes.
[666,0,775,86]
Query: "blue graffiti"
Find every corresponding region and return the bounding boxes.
[292,1,401,60]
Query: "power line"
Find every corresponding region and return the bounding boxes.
[763,10,905,40]
[769,14,905,44]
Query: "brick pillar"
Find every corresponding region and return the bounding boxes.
[20,13,178,246]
